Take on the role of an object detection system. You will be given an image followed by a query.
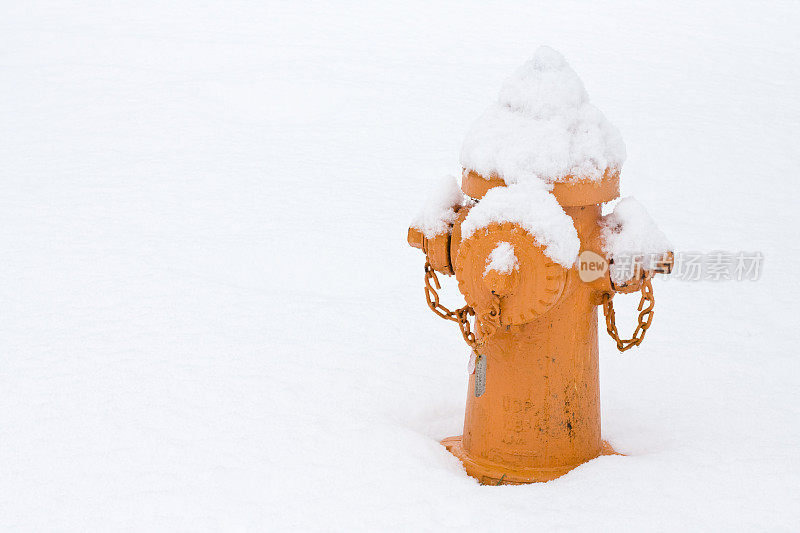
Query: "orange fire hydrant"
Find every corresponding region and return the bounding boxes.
[408,47,673,484]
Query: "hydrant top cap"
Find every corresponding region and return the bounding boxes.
[459,46,626,189]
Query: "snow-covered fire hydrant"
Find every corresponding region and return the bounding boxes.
[408,47,673,484]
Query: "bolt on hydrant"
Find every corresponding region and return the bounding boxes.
[408,47,673,484]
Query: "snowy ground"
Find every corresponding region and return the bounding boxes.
[2,1,799,531]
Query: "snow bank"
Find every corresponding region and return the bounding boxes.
[460,46,626,186]
[601,197,673,284]
[484,242,519,275]
[461,183,580,267]
[410,175,467,238]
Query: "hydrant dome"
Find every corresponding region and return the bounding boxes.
[460,46,626,187]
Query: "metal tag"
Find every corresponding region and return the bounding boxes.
[474,354,486,397]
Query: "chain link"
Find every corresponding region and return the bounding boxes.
[423,260,500,350]
[601,275,655,352]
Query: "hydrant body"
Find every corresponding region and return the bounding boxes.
[441,174,620,484]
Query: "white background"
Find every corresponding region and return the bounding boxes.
[2,1,799,530]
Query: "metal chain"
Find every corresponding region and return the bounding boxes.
[424,253,655,353]
[423,260,499,350]
[601,275,655,352]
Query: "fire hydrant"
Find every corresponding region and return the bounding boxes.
[408,47,673,484]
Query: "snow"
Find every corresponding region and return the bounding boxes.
[461,183,580,268]
[460,46,626,186]
[2,1,800,531]
[484,242,519,275]
[410,174,467,238]
[602,197,673,284]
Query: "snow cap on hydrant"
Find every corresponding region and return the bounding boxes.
[460,45,626,187]
[408,47,673,484]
